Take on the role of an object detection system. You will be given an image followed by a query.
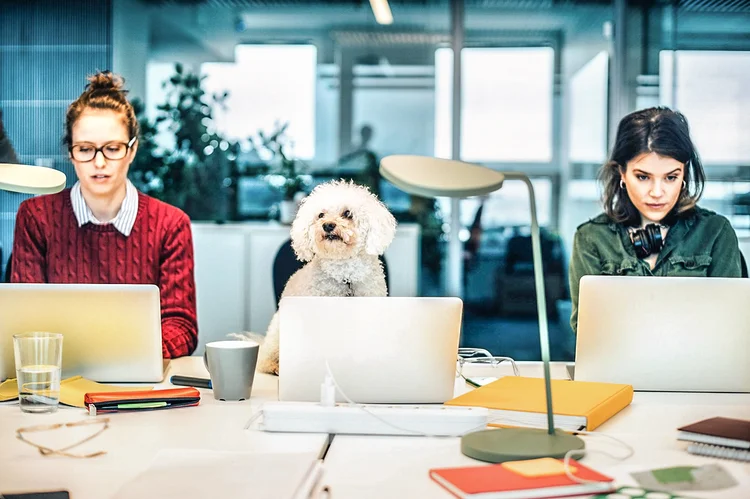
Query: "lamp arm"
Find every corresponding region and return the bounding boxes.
[502,172,555,435]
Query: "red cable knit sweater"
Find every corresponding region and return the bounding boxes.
[11,190,198,358]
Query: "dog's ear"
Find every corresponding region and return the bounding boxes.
[290,195,316,262]
[362,189,397,256]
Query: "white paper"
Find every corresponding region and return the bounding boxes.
[114,449,321,499]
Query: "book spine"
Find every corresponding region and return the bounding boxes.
[586,386,634,430]
[687,443,750,462]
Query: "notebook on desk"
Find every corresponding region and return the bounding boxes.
[575,276,750,392]
[678,417,750,462]
[429,458,615,498]
[114,450,323,499]
[446,376,633,431]
[0,284,167,383]
[678,417,750,448]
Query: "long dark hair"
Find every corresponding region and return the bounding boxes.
[599,106,705,225]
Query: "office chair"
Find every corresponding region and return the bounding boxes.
[272,238,390,307]
[496,229,566,317]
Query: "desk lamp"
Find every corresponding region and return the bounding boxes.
[0,163,66,194]
[380,155,583,462]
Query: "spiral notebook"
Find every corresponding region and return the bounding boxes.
[678,417,750,462]
[686,443,750,462]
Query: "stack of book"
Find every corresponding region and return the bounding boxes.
[677,417,750,462]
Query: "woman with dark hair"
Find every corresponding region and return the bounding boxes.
[569,106,741,333]
[11,71,198,358]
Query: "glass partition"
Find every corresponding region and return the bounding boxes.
[7,0,750,361]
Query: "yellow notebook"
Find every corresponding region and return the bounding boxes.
[0,376,151,407]
[445,376,633,431]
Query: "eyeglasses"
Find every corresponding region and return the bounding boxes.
[16,417,110,458]
[69,137,136,162]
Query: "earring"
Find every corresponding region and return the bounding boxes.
[682,180,687,190]
[619,180,625,190]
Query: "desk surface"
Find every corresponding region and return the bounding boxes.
[1,359,749,498]
[325,363,750,499]
[0,358,329,499]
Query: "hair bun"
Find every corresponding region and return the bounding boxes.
[86,71,126,94]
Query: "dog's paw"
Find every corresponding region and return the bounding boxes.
[257,356,280,376]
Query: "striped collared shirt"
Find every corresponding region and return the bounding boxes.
[70,180,139,237]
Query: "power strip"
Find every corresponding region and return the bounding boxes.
[259,401,489,436]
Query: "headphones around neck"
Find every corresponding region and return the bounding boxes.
[630,223,665,258]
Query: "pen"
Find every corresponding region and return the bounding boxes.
[170,375,212,389]
[100,401,169,410]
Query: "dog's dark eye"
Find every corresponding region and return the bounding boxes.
[342,210,352,219]
[318,212,324,219]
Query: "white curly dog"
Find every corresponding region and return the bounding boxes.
[256,180,397,374]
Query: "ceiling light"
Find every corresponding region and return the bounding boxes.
[369,0,393,25]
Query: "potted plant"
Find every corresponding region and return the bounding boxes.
[129,64,242,221]
[251,122,309,224]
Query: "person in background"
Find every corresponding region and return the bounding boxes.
[569,106,741,333]
[340,124,380,197]
[11,71,198,358]
[0,108,19,164]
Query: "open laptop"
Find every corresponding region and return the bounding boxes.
[278,296,463,403]
[573,276,750,392]
[0,283,166,383]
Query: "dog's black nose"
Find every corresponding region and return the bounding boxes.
[323,222,336,233]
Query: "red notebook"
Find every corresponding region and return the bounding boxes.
[429,459,615,499]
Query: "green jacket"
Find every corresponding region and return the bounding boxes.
[569,206,742,334]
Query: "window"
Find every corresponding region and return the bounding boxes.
[202,44,317,159]
[435,47,554,162]
[352,65,436,158]
[569,51,609,164]
[438,177,553,228]
[660,50,750,166]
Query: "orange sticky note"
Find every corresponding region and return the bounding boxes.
[501,458,577,478]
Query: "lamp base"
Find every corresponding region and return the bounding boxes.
[461,427,585,463]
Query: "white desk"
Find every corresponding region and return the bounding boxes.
[1,359,749,498]
[324,363,750,498]
[0,358,329,499]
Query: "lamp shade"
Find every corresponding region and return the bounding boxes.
[380,155,504,198]
[0,163,67,195]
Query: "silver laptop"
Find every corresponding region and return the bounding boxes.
[278,296,463,403]
[0,283,166,383]
[574,276,750,392]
